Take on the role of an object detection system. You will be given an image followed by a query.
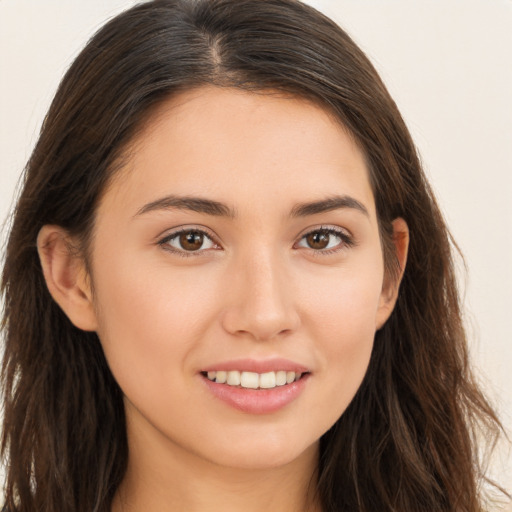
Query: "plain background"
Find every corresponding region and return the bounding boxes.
[1,0,511,500]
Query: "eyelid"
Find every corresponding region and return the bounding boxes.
[294,225,355,254]
[157,225,222,257]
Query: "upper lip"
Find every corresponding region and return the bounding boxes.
[200,358,310,374]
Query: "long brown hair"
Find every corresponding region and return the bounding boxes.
[1,1,505,510]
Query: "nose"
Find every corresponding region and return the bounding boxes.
[221,249,300,342]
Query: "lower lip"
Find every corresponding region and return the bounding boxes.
[201,374,310,414]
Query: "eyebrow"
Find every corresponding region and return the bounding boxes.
[135,194,369,219]
[290,195,369,218]
[135,195,236,218]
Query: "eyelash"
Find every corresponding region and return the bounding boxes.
[297,226,355,256]
[158,227,220,258]
[158,225,355,258]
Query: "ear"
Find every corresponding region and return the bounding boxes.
[37,225,98,331]
[375,217,409,330]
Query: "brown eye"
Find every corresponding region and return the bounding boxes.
[179,231,204,251]
[296,227,351,253]
[305,231,330,250]
[162,229,217,254]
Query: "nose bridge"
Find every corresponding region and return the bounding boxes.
[221,245,299,341]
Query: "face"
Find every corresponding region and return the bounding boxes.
[84,87,397,470]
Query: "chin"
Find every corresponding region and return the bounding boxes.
[196,432,320,471]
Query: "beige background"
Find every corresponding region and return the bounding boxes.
[1,0,511,501]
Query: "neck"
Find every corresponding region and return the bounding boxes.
[112,413,321,512]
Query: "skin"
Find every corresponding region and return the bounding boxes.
[38,87,408,512]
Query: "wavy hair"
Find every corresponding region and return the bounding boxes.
[1,0,505,510]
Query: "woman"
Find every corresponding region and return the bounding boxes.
[1,0,506,510]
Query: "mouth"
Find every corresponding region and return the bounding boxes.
[200,370,307,390]
[199,359,311,413]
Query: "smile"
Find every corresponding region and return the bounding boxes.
[203,370,303,389]
[200,363,310,414]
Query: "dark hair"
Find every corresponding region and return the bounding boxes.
[1,0,505,510]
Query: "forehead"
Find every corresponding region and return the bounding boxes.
[100,86,376,220]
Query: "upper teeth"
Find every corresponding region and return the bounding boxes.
[206,370,302,389]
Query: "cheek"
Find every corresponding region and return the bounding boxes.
[90,260,225,451]
[303,254,384,344]
[300,261,383,425]
[91,254,216,392]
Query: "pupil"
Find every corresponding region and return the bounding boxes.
[307,231,329,249]
[180,231,203,251]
